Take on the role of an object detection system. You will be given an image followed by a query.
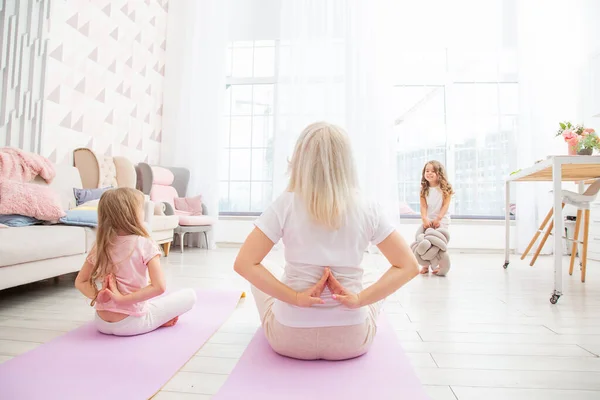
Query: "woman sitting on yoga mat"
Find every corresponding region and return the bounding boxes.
[75,187,196,336]
[234,122,420,361]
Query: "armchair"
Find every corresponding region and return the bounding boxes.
[136,163,215,252]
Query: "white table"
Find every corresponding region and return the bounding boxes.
[504,155,600,304]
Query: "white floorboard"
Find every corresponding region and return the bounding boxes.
[1,248,599,399]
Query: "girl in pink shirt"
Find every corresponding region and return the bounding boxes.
[75,187,196,336]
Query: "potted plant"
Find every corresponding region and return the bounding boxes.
[556,121,599,155]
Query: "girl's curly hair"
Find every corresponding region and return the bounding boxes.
[420,160,454,200]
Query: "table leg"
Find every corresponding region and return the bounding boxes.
[504,180,510,269]
[551,159,563,304]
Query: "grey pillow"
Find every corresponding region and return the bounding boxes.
[73,187,112,206]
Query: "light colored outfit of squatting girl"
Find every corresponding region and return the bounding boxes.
[90,235,196,336]
[252,192,395,361]
[418,186,451,274]
[425,186,450,229]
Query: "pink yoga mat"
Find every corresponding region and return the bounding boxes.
[214,315,430,400]
[0,289,242,400]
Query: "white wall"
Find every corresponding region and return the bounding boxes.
[583,0,600,127]
[216,218,517,251]
[228,0,280,41]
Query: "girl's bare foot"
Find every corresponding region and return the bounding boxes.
[432,268,440,275]
[161,316,179,327]
[420,266,429,274]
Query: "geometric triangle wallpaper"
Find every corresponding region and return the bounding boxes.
[40,0,169,165]
[0,0,51,154]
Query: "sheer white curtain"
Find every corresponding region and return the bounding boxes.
[515,0,587,254]
[272,0,400,227]
[161,0,228,248]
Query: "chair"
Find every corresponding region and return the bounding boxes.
[73,148,136,189]
[136,163,215,252]
[73,148,179,255]
[521,179,600,282]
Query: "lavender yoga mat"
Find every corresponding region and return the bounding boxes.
[214,315,430,400]
[0,289,243,400]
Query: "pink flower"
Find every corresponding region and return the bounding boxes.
[583,128,595,135]
[568,137,580,147]
[562,129,576,141]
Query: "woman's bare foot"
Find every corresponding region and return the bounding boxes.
[432,268,440,275]
[420,266,429,274]
[161,316,179,327]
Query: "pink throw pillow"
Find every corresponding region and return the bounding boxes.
[0,180,66,222]
[174,195,203,216]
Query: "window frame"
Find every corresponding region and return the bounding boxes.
[220,41,279,216]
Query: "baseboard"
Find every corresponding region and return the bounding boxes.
[215,242,516,254]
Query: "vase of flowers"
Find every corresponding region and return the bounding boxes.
[556,121,599,155]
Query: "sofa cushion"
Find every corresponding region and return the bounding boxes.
[0,214,42,227]
[0,225,87,267]
[178,215,215,226]
[73,187,111,206]
[32,164,82,211]
[59,208,98,227]
[152,215,179,231]
[0,180,66,222]
[174,195,203,215]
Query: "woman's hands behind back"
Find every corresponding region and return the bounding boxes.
[327,273,362,309]
[295,268,362,309]
[295,268,330,307]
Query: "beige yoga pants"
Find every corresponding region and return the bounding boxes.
[251,283,382,361]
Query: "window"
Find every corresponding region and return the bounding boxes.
[395,48,518,218]
[221,14,518,219]
[220,41,276,215]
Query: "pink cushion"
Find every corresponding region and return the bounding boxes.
[151,167,175,186]
[174,195,203,215]
[174,210,192,216]
[0,180,66,221]
[178,215,215,226]
[150,185,178,207]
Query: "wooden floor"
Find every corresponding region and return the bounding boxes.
[1,247,600,399]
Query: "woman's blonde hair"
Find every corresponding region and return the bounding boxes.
[287,122,359,230]
[89,187,150,301]
[420,160,454,200]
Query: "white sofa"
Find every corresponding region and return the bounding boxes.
[0,165,94,291]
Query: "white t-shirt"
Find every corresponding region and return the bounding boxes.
[426,186,450,226]
[254,191,395,328]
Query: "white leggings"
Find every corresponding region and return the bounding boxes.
[94,289,197,336]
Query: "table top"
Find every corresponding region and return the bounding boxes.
[507,155,600,182]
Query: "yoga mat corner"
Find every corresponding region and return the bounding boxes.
[0,289,244,400]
